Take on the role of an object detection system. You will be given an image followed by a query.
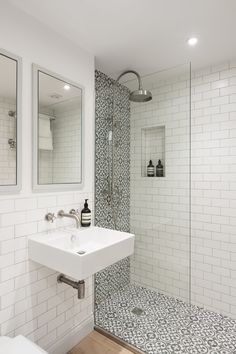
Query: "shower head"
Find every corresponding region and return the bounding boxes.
[116,70,152,102]
[130,89,152,102]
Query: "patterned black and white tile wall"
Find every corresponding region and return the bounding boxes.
[95,70,131,305]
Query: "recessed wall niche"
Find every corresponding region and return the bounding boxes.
[141,125,165,177]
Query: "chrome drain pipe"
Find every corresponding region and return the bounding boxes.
[57,274,85,299]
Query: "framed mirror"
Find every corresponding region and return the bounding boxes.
[32,65,84,191]
[0,49,22,193]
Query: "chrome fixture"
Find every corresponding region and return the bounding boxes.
[45,212,56,223]
[57,274,85,299]
[8,138,16,149]
[116,70,152,102]
[131,307,144,316]
[105,70,152,228]
[57,209,80,228]
[8,111,17,149]
[8,110,16,118]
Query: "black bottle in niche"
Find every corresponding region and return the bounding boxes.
[81,199,91,227]
[156,159,164,177]
[147,160,154,177]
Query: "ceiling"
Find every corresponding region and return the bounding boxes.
[39,71,82,106]
[0,55,82,104]
[0,54,16,99]
[8,0,236,77]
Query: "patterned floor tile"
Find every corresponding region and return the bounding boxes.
[95,284,236,354]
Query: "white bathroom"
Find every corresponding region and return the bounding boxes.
[0,1,236,354]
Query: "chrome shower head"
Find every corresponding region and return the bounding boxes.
[130,89,152,102]
[116,70,152,103]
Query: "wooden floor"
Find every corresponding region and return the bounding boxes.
[67,331,134,354]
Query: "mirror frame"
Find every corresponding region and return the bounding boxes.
[32,64,84,192]
[0,48,22,194]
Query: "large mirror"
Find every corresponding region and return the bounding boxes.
[0,49,21,193]
[33,65,83,191]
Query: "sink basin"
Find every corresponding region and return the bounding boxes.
[28,226,135,279]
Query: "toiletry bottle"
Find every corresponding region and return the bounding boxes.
[156,159,164,177]
[147,160,154,177]
[81,199,91,227]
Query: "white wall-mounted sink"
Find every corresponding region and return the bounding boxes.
[28,226,135,279]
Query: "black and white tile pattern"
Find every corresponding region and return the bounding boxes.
[95,70,131,305]
[95,284,236,354]
[95,258,130,305]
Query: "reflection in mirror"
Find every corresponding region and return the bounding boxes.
[37,70,82,186]
[0,52,17,186]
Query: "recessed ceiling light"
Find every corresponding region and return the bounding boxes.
[187,37,198,46]
[64,84,70,90]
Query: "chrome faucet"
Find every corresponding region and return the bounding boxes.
[57,209,81,228]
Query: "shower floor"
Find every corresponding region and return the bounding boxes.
[95,284,236,354]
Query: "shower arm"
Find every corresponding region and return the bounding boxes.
[108,70,142,220]
[116,70,142,90]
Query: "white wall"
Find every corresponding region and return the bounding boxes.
[52,98,82,184]
[130,65,191,302]
[38,106,54,185]
[38,98,82,185]
[191,61,236,318]
[130,60,236,319]
[0,3,94,353]
[0,97,16,185]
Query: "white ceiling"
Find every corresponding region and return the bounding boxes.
[39,71,82,106]
[0,54,16,99]
[0,55,82,103]
[8,0,236,77]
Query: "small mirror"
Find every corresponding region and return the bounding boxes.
[33,66,83,191]
[0,49,21,193]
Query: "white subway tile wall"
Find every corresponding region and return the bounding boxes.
[38,98,81,185]
[130,60,236,319]
[38,106,54,185]
[191,60,236,317]
[130,66,191,302]
[52,98,82,184]
[0,3,95,351]
[0,192,94,351]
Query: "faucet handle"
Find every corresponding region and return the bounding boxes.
[69,209,80,216]
[45,212,56,223]
[58,210,64,217]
